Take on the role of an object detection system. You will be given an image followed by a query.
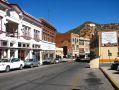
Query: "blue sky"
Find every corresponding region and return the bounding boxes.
[9,0,119,33]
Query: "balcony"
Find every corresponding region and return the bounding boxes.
[6,32,18,38]
[34,35,40,42]
[22,35,32,40]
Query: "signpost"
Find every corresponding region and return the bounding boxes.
[108,50,112,63]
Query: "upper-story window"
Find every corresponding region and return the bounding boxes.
[75,38,77,43]
[77,39,79,43]
[0,40,8,47]
[22,25,31,40]
[76,45,79,50]
[79,40,84,45]
[85,41,90,47]
[34,29,40,41]
[72,44,75,50]
[72,38,74,42]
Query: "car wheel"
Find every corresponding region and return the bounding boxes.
[30,64,33,68]
[20,65,23,70]
[6,66,10,72]
[37,64,40,67]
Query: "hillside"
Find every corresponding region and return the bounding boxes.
[67,22,119,35]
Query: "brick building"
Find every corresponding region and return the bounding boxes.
[56,33,79,58]
[40,18,56,61]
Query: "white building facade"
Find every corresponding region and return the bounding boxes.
[0,1,56,65]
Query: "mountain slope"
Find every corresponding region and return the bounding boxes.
[66,21,96,34]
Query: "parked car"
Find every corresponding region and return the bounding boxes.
[24,59,40,68]
[43,58,53,65]
[111,62,119,70]
[53,58,61,64]
[0,58,24,72]
[79,54,90,61]
[75,57,80,62]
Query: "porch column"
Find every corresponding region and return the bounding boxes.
[29,50,33,59]
[7,49,10,58]
[14,50,18,58]
[7,41,10,58]
[48,51,50,58]
[53,51,56,59]
[40,51,43,65]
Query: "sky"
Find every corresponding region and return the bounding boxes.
[8,0,119,33]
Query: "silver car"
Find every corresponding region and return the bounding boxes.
[24,59,40,68]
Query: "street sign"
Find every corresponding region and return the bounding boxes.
[108,50,112,56]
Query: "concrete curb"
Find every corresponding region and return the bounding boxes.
[100,67,119,90]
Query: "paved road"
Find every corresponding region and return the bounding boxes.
[0,62,115,90]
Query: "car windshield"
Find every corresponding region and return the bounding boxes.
[55,58,59,60]
[0,59,10,62]
[26,59,33,61]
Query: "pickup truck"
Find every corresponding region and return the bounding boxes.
[0,58,24,72]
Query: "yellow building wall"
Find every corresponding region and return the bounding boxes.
[99,47,118,63]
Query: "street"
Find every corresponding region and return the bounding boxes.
[0,62,115,90]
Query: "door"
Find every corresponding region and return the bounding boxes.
[11,58,21,68]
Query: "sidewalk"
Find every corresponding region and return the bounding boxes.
[100,66,119,89]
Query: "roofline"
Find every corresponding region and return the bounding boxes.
[40,18,56,30]
[0,1,41,26]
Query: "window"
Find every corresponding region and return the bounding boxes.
[27,44,29,47]
[72,44,75,50]
[18,42,21,47]
[23,44,26,47]
[85,48,89,52]
[2,41,7,46]
[32,44,35,48]
[77,39,78,42]
[72,38,74,42]
[76,45,79,49]
[11,58,20,62]
[10,43,13,47]
[34,29,40,41]
[79,48,84,53]
[79,40,84,45]
[22,25,31,37]
[75,38,76,43]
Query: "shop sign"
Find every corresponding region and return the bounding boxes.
[101,31,117,47]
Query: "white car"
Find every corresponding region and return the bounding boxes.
[0,58,24,72]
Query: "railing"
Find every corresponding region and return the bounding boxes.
[22,35,32,40]
[34,35,40,42]
[6,32,18,38]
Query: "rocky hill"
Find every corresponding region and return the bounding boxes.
[67,22,119,34]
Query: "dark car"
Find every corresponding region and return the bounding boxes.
[43,58,52,65]
[24,59,40,68]
[75,57,80,62]
[111,62,119,70]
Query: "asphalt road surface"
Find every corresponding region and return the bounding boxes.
[0,62,115,90]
